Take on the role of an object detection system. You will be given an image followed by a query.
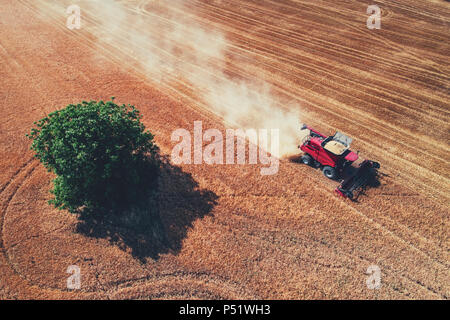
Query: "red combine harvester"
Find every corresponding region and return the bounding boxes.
[298,124,380,200]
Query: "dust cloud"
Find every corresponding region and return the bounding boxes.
[51,0,302,157]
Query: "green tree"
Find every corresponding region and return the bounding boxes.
[27,98,160,215]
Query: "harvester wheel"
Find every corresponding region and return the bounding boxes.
[301,154,314,166]
[323,166,337,180]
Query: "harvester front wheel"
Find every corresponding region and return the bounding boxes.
[301,154,314,166]
[323,166,337,180]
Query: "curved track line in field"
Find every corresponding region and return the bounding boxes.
[288,0,450,87]
[0,162,56,288]
[0,160,60,297]
[292,0,450,46]
[376,0,450,23]
[108,271,258,299]
[219,200,448,275]
[0,159,35,196]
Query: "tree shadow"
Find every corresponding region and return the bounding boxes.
[75,155,218,262]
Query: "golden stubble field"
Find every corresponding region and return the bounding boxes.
[0,0,448,299]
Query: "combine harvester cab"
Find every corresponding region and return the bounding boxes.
[298,124,380,200]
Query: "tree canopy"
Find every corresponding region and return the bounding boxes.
[27,98,160,214]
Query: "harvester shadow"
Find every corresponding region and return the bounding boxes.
[342,165,382,201]
[287,154,303,163]
[289,156,382,200]
[75,156,218,262]
[343,165,382,188]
